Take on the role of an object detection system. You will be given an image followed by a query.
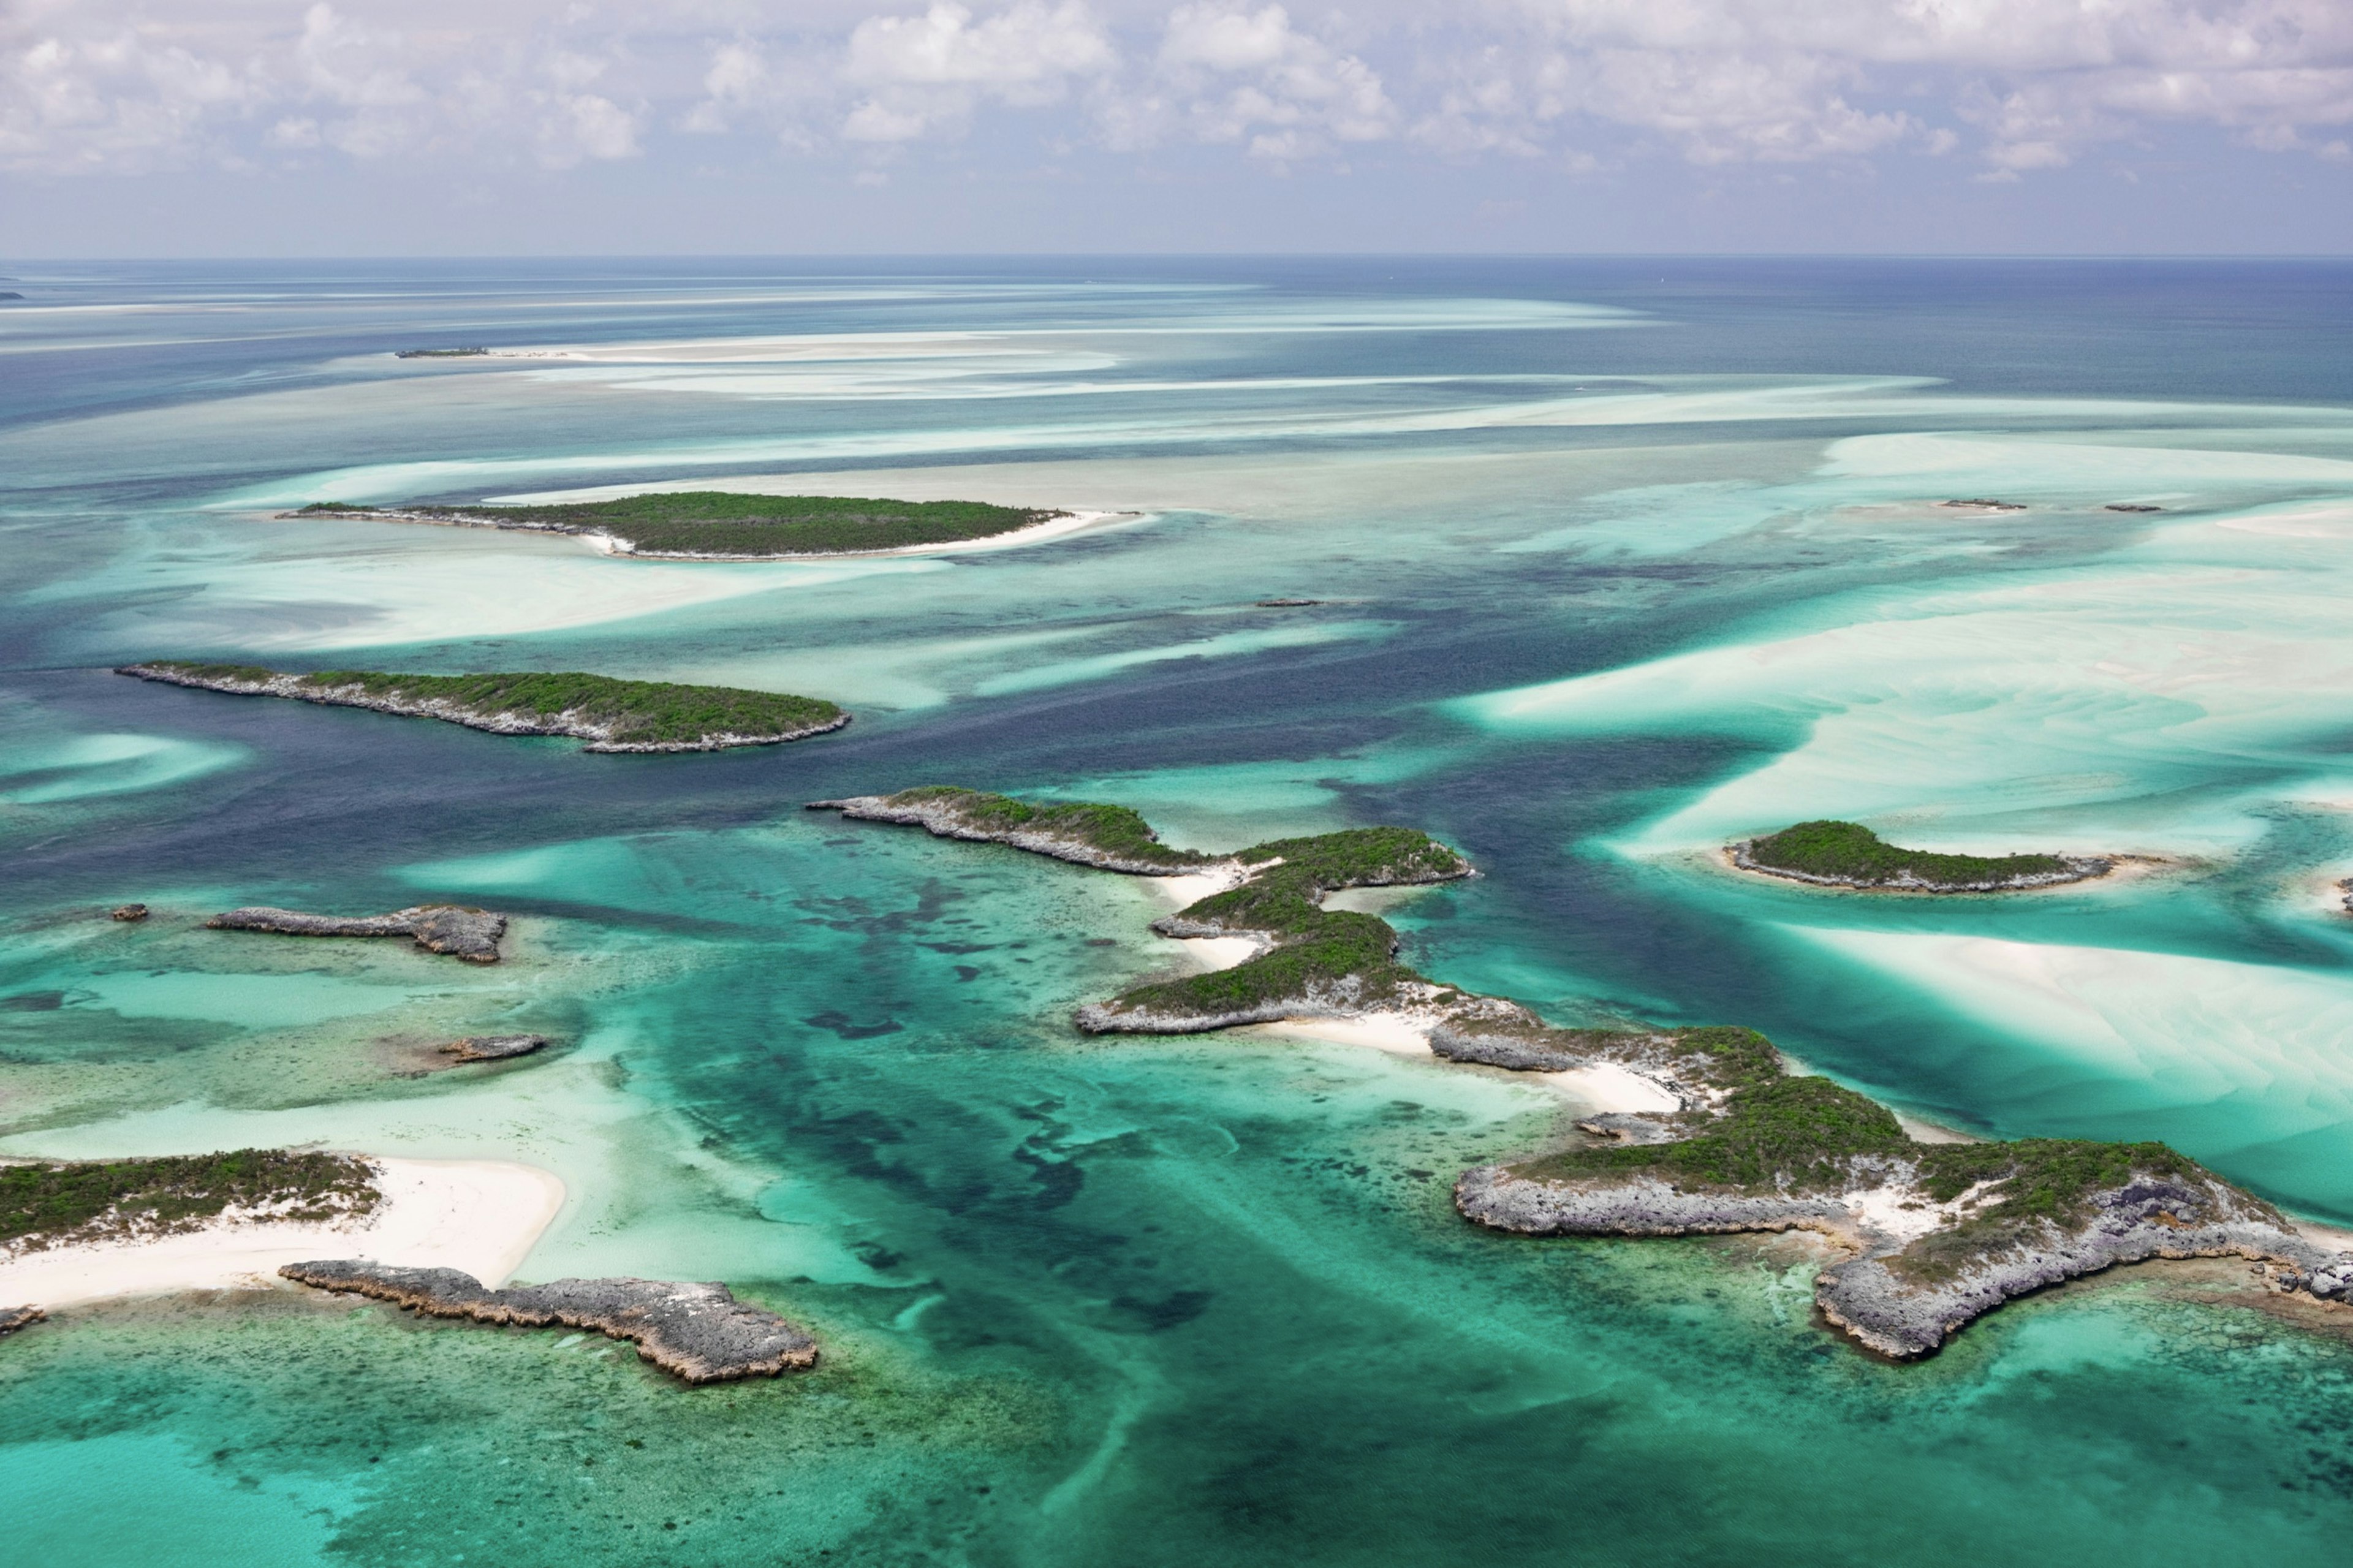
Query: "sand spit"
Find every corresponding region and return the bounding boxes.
[0,1157,564,1312]
[279,1261,818,1385]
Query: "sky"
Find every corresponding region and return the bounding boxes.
[3,0,2352,255]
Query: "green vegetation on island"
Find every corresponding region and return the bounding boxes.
[119,662,848,752]
[820,784,2335,1360]
[2,1149,379,1250]
[1509,1042,2212,1262]
[1113,827,1474,1022]
[1737,819,2104,891]
[881,787,1209,871]
[294,491,1064,558]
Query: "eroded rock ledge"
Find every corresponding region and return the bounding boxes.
[208,905,507,963]
[1458,1163,2351,1359]
[279,1261,818,1384]
[439,1034,550,1062]
[822,782,2353,1359]
[0,1305,46,1337]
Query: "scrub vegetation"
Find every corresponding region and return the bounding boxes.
[1741,819,2082,888]
[121,662,846,751]
[1111,826,1474,1019]
[1,1149,378,1250]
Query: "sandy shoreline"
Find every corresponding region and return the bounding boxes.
[286,504,1140,562]
[0,1156,564,1311]
[1135,869,1684,1115]
[585,507,1137,561]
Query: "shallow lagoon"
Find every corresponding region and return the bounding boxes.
[6,258,2353,1562]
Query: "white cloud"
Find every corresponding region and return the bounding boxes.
[0,0,2347,180]
[1468,0,2353,171]
[839,1,1115,141]
[1116,3,1396,159]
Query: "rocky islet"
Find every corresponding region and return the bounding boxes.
[207,904,509,963]
[278,1261,819,1384]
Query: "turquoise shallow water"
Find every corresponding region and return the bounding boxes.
[7,258,2353,1561]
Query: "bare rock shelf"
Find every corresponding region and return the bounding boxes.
[280,1261,819,1384]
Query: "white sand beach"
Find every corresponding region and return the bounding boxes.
[0,1156,564,1311]
[1147,866,1248,907]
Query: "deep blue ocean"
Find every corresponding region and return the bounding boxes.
[6,257,2353,1566]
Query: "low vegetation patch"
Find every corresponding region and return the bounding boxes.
[1742,819,2077,888]
[1,1149,379,1251]
[298,492,1060,557]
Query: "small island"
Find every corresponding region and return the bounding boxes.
[819,786,2353,1357]
[1731,820,2112,893]
[0,1148,816,1382]
[814,786,1214,874]
[282,491,1074,560]
[279,1262,819,1384]
[208,904,509,962]
[118,662,849,752]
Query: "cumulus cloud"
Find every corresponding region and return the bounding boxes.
[1468,0,2353,170]
[0,0,2347,179]
[839,2,1115,140]
[1140,3,1397,160]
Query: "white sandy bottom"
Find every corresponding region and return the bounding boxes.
[0,1156,565,1310]
[1251,1015,1436,1058]
[1174,936,1260,971]
[1148,868,1246,907]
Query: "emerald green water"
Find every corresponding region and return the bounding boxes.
[6,258,2353,1561]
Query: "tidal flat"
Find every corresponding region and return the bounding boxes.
[9,259,2353,1565]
